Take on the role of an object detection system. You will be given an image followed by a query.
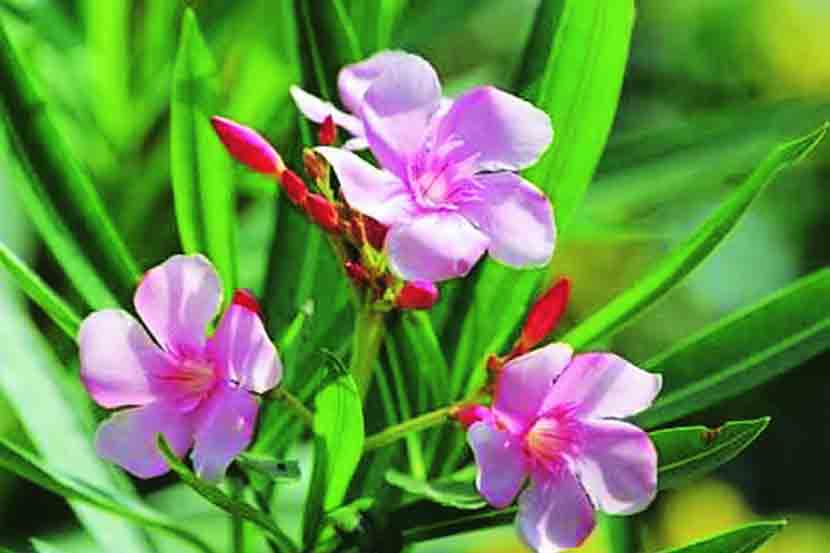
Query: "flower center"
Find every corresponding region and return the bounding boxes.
[176,358,217,395]
[525,415,578,471]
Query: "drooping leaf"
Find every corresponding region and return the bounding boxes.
[0,440,214,553]
[563,123,829,351]
[0,16,140,300]
[386,469,485,510]
[171,8,238,300]
[635,268,830,428]
[236,453,301,482]
[653,418,770,490]
[654,521,786,553]
[0,241,82,338]
[156,436,298,553]
[302,371,365,548]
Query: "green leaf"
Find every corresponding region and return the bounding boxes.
[0,440,214,553]
[303,372,365,548]
[654,521,786,553]
[563,123,829,351]
[31,540,67,553]
[326,497,375,533]
[0,241,82,338]
[522,0,635,232]
[635,268,830,428]
[0,17,140,299]
[171,8,238,300]
[156,436,298,553]
[386,470,485,510]
[654,418,769,490]
[236,453,301,482]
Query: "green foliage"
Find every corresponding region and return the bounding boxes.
[653,418,769,490]
[654,521,786,553]
[386,469,485,510]
[171,9,238,300]
[636,268,830,428]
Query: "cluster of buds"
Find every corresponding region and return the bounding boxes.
[211,115,438,311]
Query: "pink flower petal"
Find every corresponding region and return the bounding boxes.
[494,344,573,433]
[79,309,169,408]
[517,467,596,553]
[288,86,365,138]
[207,304,282,394]
[95,402,193,479]
[190,384,259,481]
[574,419,658,515]
[543,353,662,419]
[468,421,527,508]
[315,146,416,226]
[436,86,552,172]
[134,254,222,356]
[361,53,442,179]
[337,50,412,114]
[386,212,489,282]
[461,172,555,268]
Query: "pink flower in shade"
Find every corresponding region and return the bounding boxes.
[290,51,556,282]
[465,343,661,553]
[79,255,282,481]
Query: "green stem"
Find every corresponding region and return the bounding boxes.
[350,303,386,398]
[363,395,484,453]
[605,514,642,553]
[267,387,314,427]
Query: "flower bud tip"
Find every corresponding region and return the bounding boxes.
[232,288,262,316]
[211,116,284,175]
[397,280,439,310]
[318,115,337,146]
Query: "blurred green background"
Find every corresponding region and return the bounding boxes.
[1,0,829,551]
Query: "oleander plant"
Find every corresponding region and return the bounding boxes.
[0,2,829,553]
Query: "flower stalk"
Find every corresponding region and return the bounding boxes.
[267,387,314,427]
[350,302,386,398]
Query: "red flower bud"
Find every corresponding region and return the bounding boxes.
[397,280,439,310]
[303,148,327,181]
[305,193,340,233]
[344,261,370,285]
[318,115,337,146]
[515,277,571,355]
[363,216,389,250]
[232,288,262,316]
[211,116,284,175]
[280,169,308,206]
[453,404,491,429]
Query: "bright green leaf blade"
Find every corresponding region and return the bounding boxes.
[236,453,301,482]
[303,371,364,548]
[156,436,298,552]
[386,470,485,510]
[171,8,238,299]
[522,0,635,233]
[563,123,829,351]
[0,440,214,553]
[0,241,82,338]
[0,16,140,299]
[653,418,769,490]
[31,540,67,553]
[635,268,830,428]
[654,521,786,553]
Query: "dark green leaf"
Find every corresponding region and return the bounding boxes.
[0,242,82,338]
[563,123,829,351]
[654,418,769,490]
[635,268,830,428]
[171,8,238,300]
[654,521,786,553]
[386,470,485,510]
[30,540,67,553]
[0,440,214,553]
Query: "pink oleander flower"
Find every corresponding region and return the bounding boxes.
[290,51,556,282]
[79,255,282,481]
[465,343,661,552]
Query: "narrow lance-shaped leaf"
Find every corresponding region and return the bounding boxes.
[0,16,140,299]
[563,123,829,351]
[635,268,830,428]
[653,521,786,553]
[303,371,365,548]
[0,242,82,338]
[0,440,214,553]
[171,8,238,300]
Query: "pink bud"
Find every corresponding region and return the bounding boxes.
[211,116,284,175]
[305,194,340,233]
[280,170,308,206]
[232,288,262,316]
[514,277,571,356]
[397,280,439,310]
[318,115,337,146]
[344,261,370,286]
[363,216,389,250]
[454,404,491,429]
